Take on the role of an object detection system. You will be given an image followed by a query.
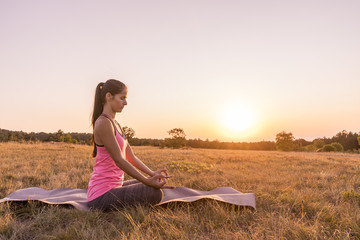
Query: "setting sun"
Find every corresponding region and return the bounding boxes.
[218,102,258,140]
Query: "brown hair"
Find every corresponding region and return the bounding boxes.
[91,79,126,157]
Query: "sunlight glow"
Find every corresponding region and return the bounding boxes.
[224,109,253,132]
[219,102,258,140]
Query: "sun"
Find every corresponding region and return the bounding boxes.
[221,103,256,134]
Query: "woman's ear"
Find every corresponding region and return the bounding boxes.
[105,92,113,102]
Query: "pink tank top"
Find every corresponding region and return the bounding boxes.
[87,114,128,202]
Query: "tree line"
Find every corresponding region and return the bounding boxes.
[275,130,360,153]
[0,128,93,145]
[0,128,359,153]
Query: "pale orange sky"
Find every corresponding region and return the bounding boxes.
[1,0,359,142]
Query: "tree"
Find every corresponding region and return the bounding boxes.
[64,133,73,143]
[358,136,360,151]
[293,138,311,151]
[122,126,135,140]
[331,130,359,151]
[275,131,294,151]
[167,128,186,139]
[313,139,325,149]
[56,129,65,142]
[164,128,186,149]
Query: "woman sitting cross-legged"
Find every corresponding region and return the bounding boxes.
[87,79,174,211]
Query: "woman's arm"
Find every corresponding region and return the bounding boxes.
[95,118,166,188]
[126,144,172,178]
[125,144,155,176]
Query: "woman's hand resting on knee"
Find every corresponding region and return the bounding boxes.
[145,172,175,189]
[151,169,173,178]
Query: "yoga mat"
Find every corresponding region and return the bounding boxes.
[0,187,256,211]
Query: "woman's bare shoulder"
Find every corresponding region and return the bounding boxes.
[94,116,113,132]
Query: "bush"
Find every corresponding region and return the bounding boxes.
[331,142,344,152]
[303,144,317,152]
[322,144,336,152]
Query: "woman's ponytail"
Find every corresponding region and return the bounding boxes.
[92,82,105,128]
[91,82,104,157]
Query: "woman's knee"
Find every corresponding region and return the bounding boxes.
[145,186,163,204]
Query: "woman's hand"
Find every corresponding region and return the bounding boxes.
[145,174,175,189]
[151,169,173,178]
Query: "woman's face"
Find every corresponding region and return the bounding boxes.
[107,88,128,112]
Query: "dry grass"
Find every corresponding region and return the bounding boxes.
[0,142,359,239]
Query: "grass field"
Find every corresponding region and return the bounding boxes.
[0,142,360,239]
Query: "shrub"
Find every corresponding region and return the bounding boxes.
[322,144,336,152]
[303,144,317,152]
[331,142,344,152]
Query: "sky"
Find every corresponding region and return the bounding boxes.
[1,0,359,142]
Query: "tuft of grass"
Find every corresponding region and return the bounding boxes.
[343,189,360,206]
[0,142,360,239]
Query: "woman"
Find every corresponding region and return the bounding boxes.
[87,79,173,211]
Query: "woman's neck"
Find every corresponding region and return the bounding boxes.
[102,110,116,120]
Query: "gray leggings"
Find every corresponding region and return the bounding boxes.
[88,179,163,211]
